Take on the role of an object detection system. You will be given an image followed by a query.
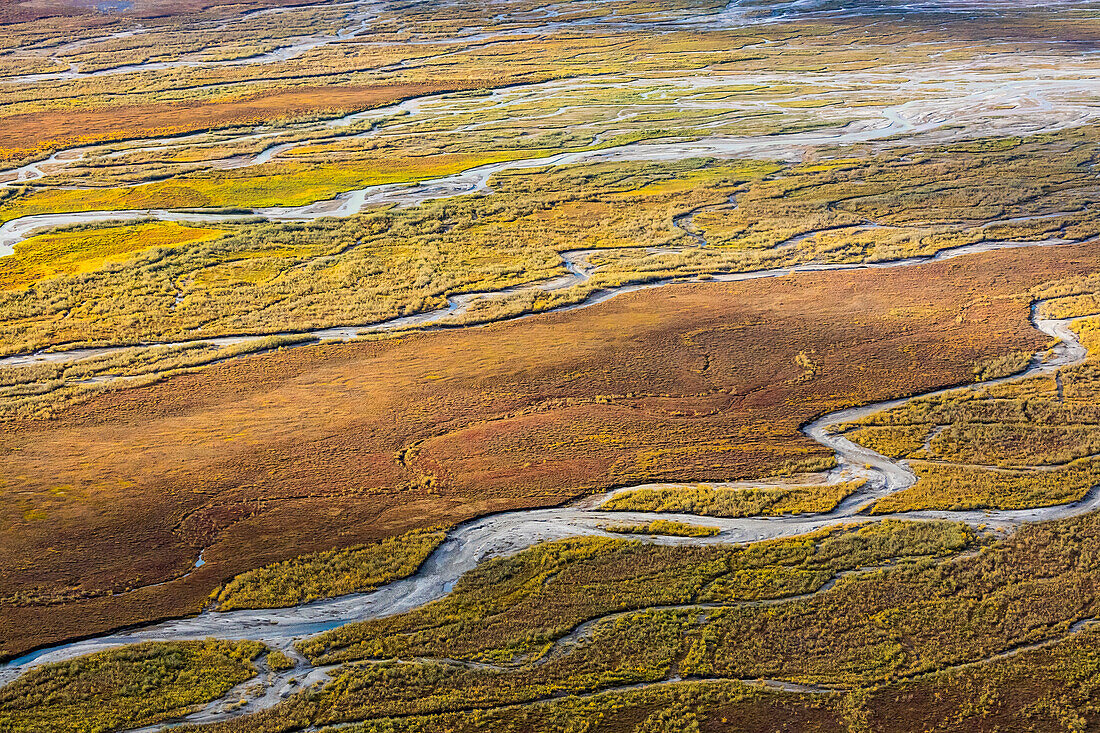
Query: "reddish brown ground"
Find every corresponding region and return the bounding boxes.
[0,241,1096,659]
[0,81,499,165]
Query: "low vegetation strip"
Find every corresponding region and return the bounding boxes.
[169,513,1100,731]
[0,639,264,733]
[602,520,720,537]
[6,122,1100,360]
[0,153,557,225]
[215,527,448,611]
[297,521,973,667]
[871,459,1100,513]
[842,313,1100,513]
[601,481,865,517]
[167,523,971,731]
[254,622,1100,732]
[0,221,226,291]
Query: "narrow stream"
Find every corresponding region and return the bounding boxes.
[5,53,1100,256]
[1,248,1096,715]
[4,2,1100,727]
[18,295,1100,732]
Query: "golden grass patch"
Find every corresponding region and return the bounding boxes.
[0,639,264,733]
[215,526,447,611]
[601,481,866,517]
[603,520,720,537]
[0,153,545,223]
[871,459,1100,513]
[0,222,225,291]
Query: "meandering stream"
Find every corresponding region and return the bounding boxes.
[1,234,1097,732]
[5,46,1100,256]
[4,1,1100,728]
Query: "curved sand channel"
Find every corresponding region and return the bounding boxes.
[2,6,1100,728]
[0,227,1081,372]
[5,47,1100,254]
[1,247,1097,716]
[0,91,1093,372]
[0,115,931,256]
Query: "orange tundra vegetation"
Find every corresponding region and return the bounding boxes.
[0,241,1096,660]
[0,81,497,165]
